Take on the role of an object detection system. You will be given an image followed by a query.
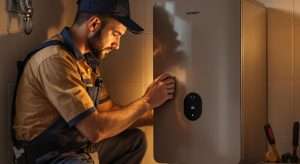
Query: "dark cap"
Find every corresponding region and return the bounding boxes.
[77,0,144,34]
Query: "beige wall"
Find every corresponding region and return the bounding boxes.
[241,0,267,163]
[258,0,300,155]
[0,0,155,163]
[268,0,295,155]
[0,0,77,162]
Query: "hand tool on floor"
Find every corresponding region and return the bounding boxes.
[281,152,292,163]
[291,121,299,163]
[264,123,281,162]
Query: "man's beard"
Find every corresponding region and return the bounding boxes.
[87,28,112,60]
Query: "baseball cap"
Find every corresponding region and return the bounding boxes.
[77,0,144,34]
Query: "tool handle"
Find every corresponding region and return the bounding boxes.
[293,121,299,147]
[264,124,276,145]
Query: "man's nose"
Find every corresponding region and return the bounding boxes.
[112,39,120,50]
[112,43,120,50]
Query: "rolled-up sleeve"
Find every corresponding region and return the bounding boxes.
[36,51,95,127]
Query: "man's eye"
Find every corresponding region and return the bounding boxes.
[113,32,119,37]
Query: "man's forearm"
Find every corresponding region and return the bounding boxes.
[109,102,153,128]
[95,97,151,140]
[130,110,153,128]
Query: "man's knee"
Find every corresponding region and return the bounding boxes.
[48,152,94,164]
[125,128,147,153]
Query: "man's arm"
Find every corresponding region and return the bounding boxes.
[76,73,175,143]
[110,105,153,128]
[76,97,151,143]
[131,110,154,128]
[130,110,153,127]
[37,52,175,144]
[96,99,153,128]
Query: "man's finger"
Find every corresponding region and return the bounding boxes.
[166,83,176,89]
[167,95,174,100]
[163,78,176,85]
[167,88,175,94]
[155,73,172,82]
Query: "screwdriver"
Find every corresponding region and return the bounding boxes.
[264,123,281,162]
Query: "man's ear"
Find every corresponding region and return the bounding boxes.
[87,16,102,33]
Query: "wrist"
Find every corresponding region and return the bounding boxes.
[141,96,153,111]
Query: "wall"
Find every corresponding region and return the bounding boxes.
[258,0,300,156]
[267,0,295,155]
[0,0,155,163]
[241,0,267,163]
[0,0,77,162]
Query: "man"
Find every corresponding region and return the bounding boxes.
[12,0,176,163]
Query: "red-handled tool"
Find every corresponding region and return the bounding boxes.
[264,123,281,162]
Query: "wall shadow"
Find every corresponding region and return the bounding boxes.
[0,0,64,162]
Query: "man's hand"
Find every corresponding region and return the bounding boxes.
[143,73,176,108]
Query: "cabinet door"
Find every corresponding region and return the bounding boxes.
[154,0,241,163]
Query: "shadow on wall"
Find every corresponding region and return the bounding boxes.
[0,0,64,162]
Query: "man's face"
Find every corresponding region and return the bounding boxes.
[87,18,127,59]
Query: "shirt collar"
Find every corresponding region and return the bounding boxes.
[60,27,84,60]
[60,27,101,69]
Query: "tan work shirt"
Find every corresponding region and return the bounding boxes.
[14,29,110,141]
